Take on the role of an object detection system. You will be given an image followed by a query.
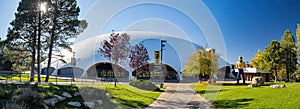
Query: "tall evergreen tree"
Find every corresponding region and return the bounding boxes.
[3,45,31,73]
[0,39,12,71]
[296,25,300,62]
[5,0,40,82]
[295,24,300,80]
[296,24,300,49]
[280,30,297,82]
[264,40,282,82]
[5,0,87,82]
[43,0,87,82]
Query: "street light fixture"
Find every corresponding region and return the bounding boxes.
[40,2,47,13]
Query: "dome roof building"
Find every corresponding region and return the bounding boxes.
[48,31,230,81]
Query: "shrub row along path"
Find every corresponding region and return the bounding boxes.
[146,83,216,109]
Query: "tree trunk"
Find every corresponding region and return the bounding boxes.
[45,21,56,82]
[45,1,57,82]
[30,52,35,82]
[286,63,290,82]
[209,71,215,84]
[45,37,54,82]
[37,10,41,82]
[275,69,278,82]
[30,26,37,82]
[114,62,117,87]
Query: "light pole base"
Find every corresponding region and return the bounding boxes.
[160,83,164,88]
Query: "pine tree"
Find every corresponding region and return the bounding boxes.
[296,24,300,46]
[3,45,31,73]
[264,40,282,82]
[44,0,87,82]
[295,24,300,80]
[280,30,297,82]
[5,0,87,82]
[5,0,39,82]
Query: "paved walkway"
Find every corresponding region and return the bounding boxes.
[146,83,216,109]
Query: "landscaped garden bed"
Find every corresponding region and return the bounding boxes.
[0,83,163,109]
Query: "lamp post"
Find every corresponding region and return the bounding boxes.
[161,40,167,63]
[160,40,167,88]
[37,1,47,82]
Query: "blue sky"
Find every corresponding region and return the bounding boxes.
[203,0,300,64]
[1,0,300,64]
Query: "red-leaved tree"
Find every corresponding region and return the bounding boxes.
[129,43,150,79]
[99,31,131,87]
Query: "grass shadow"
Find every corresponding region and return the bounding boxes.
[220,82,289,86]
[118,85,161,99]
[218,83,250,86]
[116,98,148,108]
[213,98,254,108]
[197,89,227,95]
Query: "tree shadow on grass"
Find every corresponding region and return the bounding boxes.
[220,82,280,86]
[213,98,254,108]
[116,98,148,108]
[119,85,161,100]
[79,87,128,109]
[197,89,227,95]
[219,83,250,86]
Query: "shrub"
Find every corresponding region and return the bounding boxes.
[6,102,28,109]
[129,80,160,91]
[0,87,12,99]
[12,88,42,108]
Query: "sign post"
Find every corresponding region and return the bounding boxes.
[154,50,161,65]
[154,50,163,88]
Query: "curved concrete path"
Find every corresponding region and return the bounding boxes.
[146,83,216,109]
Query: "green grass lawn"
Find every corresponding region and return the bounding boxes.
[0,73,74,82]
[105,84,163,108]
[191,82,300,109]
[78,84,163,108]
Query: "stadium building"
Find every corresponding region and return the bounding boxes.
[43,31,231,82]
